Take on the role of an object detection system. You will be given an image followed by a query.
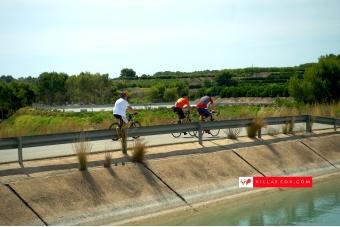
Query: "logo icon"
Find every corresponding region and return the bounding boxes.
[239,177,253,188]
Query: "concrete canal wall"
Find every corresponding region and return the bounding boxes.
[1,130,340,226]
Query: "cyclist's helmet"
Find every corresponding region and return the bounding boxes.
[206,92,212,97]
[120,93,128,98]
[181,92,188,97]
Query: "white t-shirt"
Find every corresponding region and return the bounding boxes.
[113,98,130,117]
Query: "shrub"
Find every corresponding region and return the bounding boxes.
[246,118,266,138]
[131,139,148,163]
[265,126,280,136]
[104,152,112,168]
[282,118,295,134]
[72,132,92,171]
[224,128,242,139]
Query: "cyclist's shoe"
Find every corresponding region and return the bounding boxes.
[112,137,119,141]
[205,130,211,134]
[183,132,187,135]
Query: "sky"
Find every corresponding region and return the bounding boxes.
[1,0,340,79]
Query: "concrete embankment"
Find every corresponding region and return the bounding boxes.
[1,130,340,226]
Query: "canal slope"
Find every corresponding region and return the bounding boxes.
[0,129,340,226]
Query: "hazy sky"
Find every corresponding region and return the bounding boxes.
[1,0,340,79]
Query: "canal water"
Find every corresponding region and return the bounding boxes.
[150,178,340,226]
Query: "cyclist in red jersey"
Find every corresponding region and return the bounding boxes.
[196,92,219,134]
[173,93,192,123]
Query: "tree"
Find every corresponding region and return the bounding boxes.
[288,54,340,103]
[202,78,213,88]
[36,72,68,105]
[0,82,35,119]
[66,75,78,104]
[215,71,238,87]
[120,68,136,79]
[0,75,15,83]
[163,87,177,102]
[168,80,189,96]
[148,83,166,102]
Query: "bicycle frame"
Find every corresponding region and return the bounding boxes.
[116,113,135,127]
[176,111,192,123]
[109,113,141,140]
[196,110,220,137]
[200,110,219,122]
[172,111,196,138]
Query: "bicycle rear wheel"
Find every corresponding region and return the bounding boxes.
[109,122,120,141]
[171,120,182,138]
[129,121,141,139]
[210,119,220,137]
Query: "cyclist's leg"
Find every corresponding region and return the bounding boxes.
[197,108,211,133]
[174,107,185,122]
[178,108,187,134]
[111,114,122,141]
[120,115,129,128]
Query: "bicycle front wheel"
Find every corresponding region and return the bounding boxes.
[109,122,119,130]
[210,119,220,137]
[171,120,182,138]
[187,118,197,137]
[109,122,120,140]
[129,121,141,139]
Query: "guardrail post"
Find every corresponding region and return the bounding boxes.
[119,127,127,154]
[198,121,203,145]
[17,136,23,165]
[306,115,311,133]
[258,129,262,139]
[334,118,337,131]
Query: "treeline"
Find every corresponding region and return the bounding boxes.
[1,54,339,119]
[0,72,120,119]
[118,65,312,80]
[191,84,289,99]
[0,81,35,119]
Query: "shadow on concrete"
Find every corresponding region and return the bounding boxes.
[80,171,104,205]
[1,131,338,178]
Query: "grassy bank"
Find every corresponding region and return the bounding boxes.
[1,101,340,138]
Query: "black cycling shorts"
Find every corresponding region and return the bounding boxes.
[174,107,185,119]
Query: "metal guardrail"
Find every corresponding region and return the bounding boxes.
[0,115,339,164]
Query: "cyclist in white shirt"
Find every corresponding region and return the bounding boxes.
[113,93,138,128]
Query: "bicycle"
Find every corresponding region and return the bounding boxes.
[171,110,196,138]
[194,110,220,137]
[109,113,141,141]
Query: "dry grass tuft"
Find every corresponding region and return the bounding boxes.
[309,116,316,132]
[72,132,92,171]
[104,152,112,168]
[119,127,128,154]
[224,128,242,139]
[258,107,300,118]
[131,139,148,163]
[265,126,280,136]
[103,141,113,168]
[282,117,295,134]
[101,119,113,129]
[238,106,256,119]
[246,117,267,138]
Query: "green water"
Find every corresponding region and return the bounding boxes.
[151,179,340,226]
